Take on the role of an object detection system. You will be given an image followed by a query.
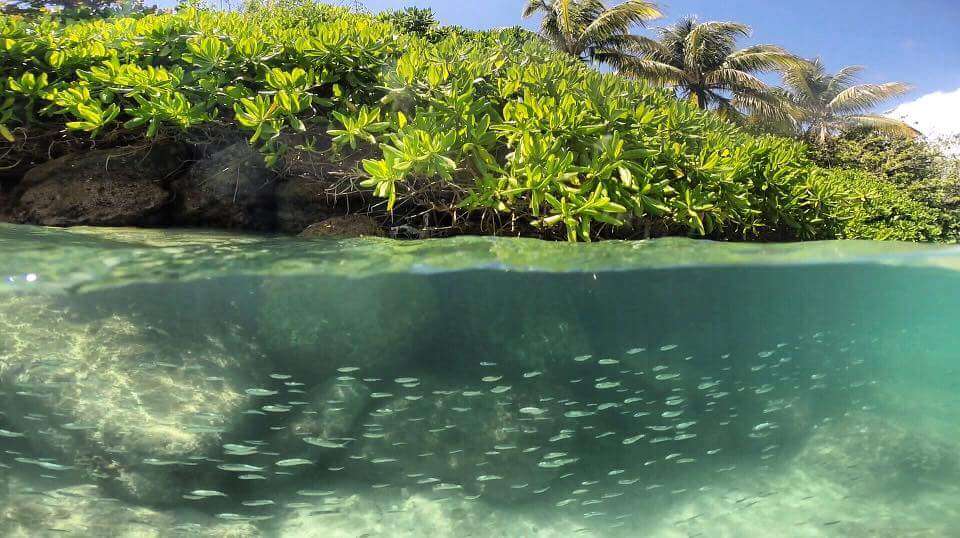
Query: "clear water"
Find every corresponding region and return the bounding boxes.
[1,224,959,537]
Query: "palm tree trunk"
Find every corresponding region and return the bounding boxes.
[692,88,709,110]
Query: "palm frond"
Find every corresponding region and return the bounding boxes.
[825,65,864,95]
[828,82,912,114]
[781,59,823,106]
[606,34,663,54]
[522,0,551,18]
[625,35,677,70]
[732,90,795,125]
[714,96,748,124]
[683,21,750,70]
[705,68,769,92]
[555,0,577,47]
[619,57,688,85]
[580,0,662,44]
[593,47,636,68]
[685,21,751,46]
[726,45,806,73]
[523,0,663,63]
[843,114,921,138]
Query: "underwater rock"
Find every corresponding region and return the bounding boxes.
[794,412,958,495]
[254,274,437,379]
[354,381,577,503]
[172,142,276,230]
[10,143,185,227]
[0,294,265,505]
[299,215,383,239]
[0,481,261,537]
[422,275,595,379]
[270,377,371,460]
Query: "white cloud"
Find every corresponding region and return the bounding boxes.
[889,88,960,155]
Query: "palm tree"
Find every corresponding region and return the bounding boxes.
[620,17,803,120]
[522,0,663,65]
[775,59,918,144]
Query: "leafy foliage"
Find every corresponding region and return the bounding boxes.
[836,169,956,242]
[810,129,939,184]
[1,0,153,19]
[339,34,853,242]
[811,130,960,233]
[376,7,457,43]
[0,2,932,242]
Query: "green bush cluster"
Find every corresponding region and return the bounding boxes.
[838,169,955,242]
[809,129,941,185]
[810,130,960,239]
[375,7,460,43]
[1,3,396,161]
[0,3,945,241]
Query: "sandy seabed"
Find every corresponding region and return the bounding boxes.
[275,466,960,538]
[2,407,958,538]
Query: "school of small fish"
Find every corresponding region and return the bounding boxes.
[0,328,902,535]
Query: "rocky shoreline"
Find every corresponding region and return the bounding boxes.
[0,139,387,239]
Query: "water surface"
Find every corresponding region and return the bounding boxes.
[1,225,958,537]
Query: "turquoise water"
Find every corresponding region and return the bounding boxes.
[1,224,959,537]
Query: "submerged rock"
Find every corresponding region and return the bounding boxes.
[0,294,265,505]
[795,412,958,496]
[171,142,276,230]
[299,215,383,239]
[255,274,437,379]
[270,377,371,460]
[354,381,577,503]
[10,143,185,227]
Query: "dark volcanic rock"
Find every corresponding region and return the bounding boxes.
[10,143,186,226]
[299,215,383,238]
[277,143,377,233]
[15,177,170,227]
[0,189,11,221]
[275,177,342,233]
[172,142,276,230]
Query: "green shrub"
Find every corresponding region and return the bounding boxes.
[836,169,956,242]
[1,0,154,19]
[809,129,940,185]
[376,7,455,43]
[809,129,960,240]
[0,3,937,242]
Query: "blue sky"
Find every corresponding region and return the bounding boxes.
[151,0,960,135]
